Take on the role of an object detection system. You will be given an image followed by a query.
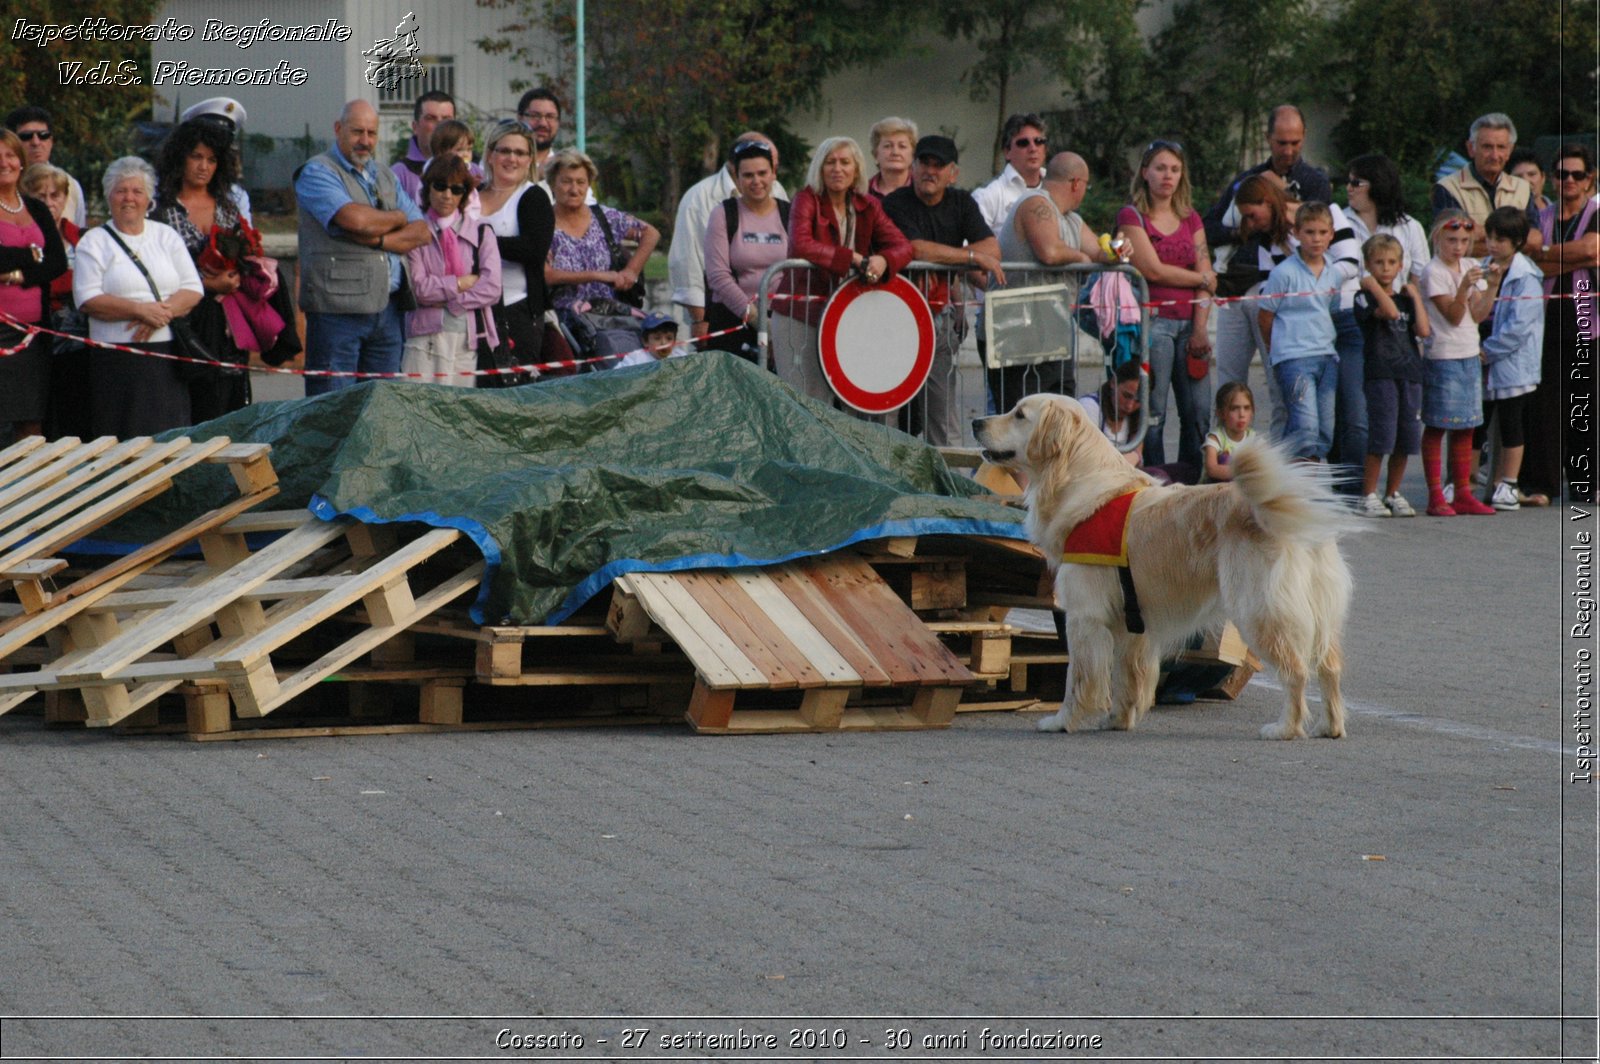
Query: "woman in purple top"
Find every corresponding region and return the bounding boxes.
[703,140,789,361]
[544,149,659,310]
[1117,139,1216,477]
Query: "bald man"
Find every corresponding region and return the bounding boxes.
[988,152,1115,411]
[295,99,432,396]
[1203,105,1333,251]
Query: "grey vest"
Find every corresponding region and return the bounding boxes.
[295,151,403,315]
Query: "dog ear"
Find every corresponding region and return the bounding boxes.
[1026,401,1066,465]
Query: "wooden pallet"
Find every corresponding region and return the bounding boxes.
[0,513,484,731]
[0,436,280,714]
[612,556,975,734]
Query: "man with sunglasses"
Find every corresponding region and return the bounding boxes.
[973,113,1049,235]
[1432,113,1543,258]
[1202,105,1332,253]
[668,131,788,340]
[4,106,86,228]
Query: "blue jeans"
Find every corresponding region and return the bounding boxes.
[1274,354,1338,460]
[1144,316,1210,469]
[304,300,406,397]
[1331,307,1366,477]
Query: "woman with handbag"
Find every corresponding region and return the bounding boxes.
[154,116,254,422]
[73,156,202,437]
[477,122,554,382]
[544,150,659,312]
[0,129,68,441]
[402,155,502,387]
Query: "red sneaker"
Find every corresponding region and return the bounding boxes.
[1426,492,1457,517]
[1452,488,1496,515]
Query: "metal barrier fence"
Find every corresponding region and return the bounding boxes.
[754,259,1151,453]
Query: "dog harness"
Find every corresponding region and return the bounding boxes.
[1060,489,1146,634]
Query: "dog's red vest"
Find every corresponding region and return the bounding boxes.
[1060,489,1143,566]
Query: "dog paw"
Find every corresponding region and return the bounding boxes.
[1259,721,1305,740]
[1037,711,1070,732]
[1310,722,1346,739]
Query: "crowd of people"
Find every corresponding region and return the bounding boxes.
[0,90,1593,506]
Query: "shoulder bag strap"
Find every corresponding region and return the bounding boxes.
[100,224,165,302]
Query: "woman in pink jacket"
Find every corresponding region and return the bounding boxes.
[403,155,502,387]
[770,135,913,406]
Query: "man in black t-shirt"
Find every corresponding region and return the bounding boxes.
[882,135,1004,446]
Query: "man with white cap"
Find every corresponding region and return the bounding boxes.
[179,97,253,222]
[3,106,86,227]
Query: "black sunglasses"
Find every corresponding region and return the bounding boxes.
[1556,168,1591,181]
[430,182,469,196]
[1009,137,1046,149]
[17,130,51,142]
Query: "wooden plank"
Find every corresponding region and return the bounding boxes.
[0,437,225,567]
[685,682,734,730]
[800,558,972,686]
[0,437,127,514]
[232,560,485,715]
[675,571,804,688]
[87,576,352,614]
[621,573,766,688]
[728,570,860,686]
[604,586,652,642]
[765,565,893,687]
[219,509,318,535]
[0,435,51,474]
[55,518,354,684]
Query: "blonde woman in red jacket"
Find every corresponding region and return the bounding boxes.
[771,135,913,407]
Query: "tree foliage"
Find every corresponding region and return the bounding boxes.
[476,0,913,225]
[0,0,161,207]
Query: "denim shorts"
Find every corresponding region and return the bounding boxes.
[1422,357,1483,429]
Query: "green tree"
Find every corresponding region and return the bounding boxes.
[937,0,1132,172]
[476,0,913,225]
[0,0,161,208]
[1328,0,1592,174]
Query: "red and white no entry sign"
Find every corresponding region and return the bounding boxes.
[818,275,935,414]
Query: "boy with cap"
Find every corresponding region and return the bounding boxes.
[617,312,686,368]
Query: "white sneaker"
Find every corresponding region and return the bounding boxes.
[1356,492,1391,517]
[1384,492,1416,517]
[1490,481,1521,511]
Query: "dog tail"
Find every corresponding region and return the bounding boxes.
[1229,441,1361,545]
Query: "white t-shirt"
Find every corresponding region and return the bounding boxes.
[1341,213,1428,308]
[1077,394,1134,446]
[1420,257,1481,361]
[481,180,537,306]
[73,221,204,344]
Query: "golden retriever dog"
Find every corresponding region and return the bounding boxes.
[973,394,1355,740]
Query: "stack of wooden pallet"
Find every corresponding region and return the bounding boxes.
[0,438,1258,740]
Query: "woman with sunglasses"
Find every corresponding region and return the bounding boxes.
[478,122,554,376]
[402,154,502,387]
[1525,144,1600,499]
[1117,139,1215,478]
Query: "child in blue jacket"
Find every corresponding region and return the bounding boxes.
[1479,206,1547,510]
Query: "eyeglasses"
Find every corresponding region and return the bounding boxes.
[492,146,531,158]
[1556,168,1591,181]
[1009,137,1046,149]
[16,130,51,142]
[520,111,559,124]
[1346,177,1370,189]
[430,182,469,196]
[1440,218,1476,231]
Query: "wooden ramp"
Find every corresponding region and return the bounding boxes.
[611,555,975,734]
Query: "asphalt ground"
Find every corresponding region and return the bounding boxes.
[1,350,1595,1063]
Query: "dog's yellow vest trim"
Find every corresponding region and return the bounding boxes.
[1061,489,1143,566]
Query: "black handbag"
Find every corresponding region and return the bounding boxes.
[592,207,646,308]
[100,225,237,381]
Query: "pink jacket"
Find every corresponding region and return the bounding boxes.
[404,216,503,348]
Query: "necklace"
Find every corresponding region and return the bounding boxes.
[0,190,23,214]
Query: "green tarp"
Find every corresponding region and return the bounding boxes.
[108,353,1025,624]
